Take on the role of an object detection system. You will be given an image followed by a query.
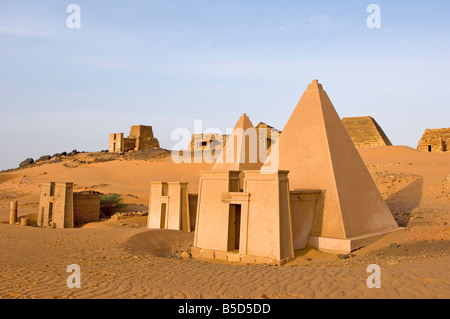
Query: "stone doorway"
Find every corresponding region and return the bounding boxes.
[228,204,242,251]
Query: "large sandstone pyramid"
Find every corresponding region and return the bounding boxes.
[266,80,399,251]
[213,113,263,171]
[342,116,392,148]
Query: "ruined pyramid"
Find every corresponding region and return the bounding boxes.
[266,80,399,252]
[342,116,392,148]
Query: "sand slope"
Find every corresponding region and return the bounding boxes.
[0,156,213,220]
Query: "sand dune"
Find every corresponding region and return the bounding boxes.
[0,224,448,299]
[0,156,213,220]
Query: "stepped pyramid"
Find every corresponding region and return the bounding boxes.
[266,80,399,251]
[342,116,392,148]
[213,113,263,171]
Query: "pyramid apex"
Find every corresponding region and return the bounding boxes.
[232,112,254,130]
[213,113,262,171]
[307,79,323,91]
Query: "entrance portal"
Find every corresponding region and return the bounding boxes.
[228,204,241,251]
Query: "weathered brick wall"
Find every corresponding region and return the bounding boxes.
[73,193,100,225]
[124,138,137,152]
[255,122,281,151]
[341,116,392,148]
[109,133,124,153]
[129,125,154,139]
[136,137,160,150]
[189,134,228,152]
[417,128,450,152]
[38,182,74,228]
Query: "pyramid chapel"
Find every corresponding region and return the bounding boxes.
[149,80,400,265]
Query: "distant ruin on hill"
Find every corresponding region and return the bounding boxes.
[109,125,160,153]
[255,122,281,151]
[187,133,228,154]
[417,128,450,153]
[341,116,392,148]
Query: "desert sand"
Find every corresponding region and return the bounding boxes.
[0,146,449,299]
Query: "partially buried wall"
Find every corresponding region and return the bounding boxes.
[73,191,100,225]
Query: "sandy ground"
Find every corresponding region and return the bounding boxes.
[0,223,448,299]
[0,146,449,299]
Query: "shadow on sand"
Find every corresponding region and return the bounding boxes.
[386,177,423,227]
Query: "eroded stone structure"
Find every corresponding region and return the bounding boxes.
[188,133,228,155]
[38,183,100,228]
[109,125,160,153]
[417,128,450,153]
[341,116,392,148]
[255,122,281,151]
[186,121,279,163]
[38,182,74,228]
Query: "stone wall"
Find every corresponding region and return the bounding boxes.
[124,138,137,152]
[417,128,450,153]
[188,133,228,153]
[135,136,160,151]
[341,116,392,148]
[73,192,100,225]
[255,122,281,151]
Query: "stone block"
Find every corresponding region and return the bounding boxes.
[255,256,272,265]
[227,252,241,262]
[201,249,215,259]
[190,247,201,258]
[214,250,228,261]
[241,255,257,264]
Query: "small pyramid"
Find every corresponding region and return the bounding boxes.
[267,80,398,244]
[342,116,392,148]
[213,113,263,171]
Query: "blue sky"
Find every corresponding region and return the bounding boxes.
[0,0,449,170]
